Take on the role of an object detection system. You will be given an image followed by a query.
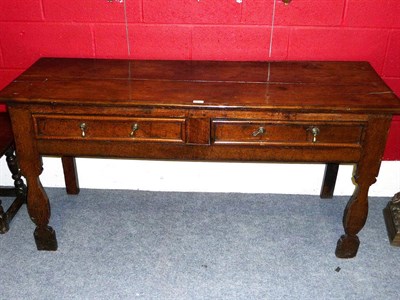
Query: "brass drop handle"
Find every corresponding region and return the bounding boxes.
[311,126,320,143]
[252,126,266,137]
[79,122,87,138]
[129,123,139,137]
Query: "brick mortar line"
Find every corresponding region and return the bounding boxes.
[0,20,398,30]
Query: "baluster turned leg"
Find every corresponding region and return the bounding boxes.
[4,146,27,226]
[335,115,391,258]
[0,146,27,233]
[27,175,58,250]
[8,107,58,251]
[5,146,27,200]
[23,158,57,250]
[335,182,369,258]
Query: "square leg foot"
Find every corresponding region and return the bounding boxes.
[34,226,58,251]
[335,234,360,258]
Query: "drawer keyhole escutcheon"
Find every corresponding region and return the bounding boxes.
[79,122,87,138]
[252,126,266,137]
[130,123,139,137]
[311,126,320,143]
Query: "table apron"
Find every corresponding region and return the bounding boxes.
[36,140,361,163]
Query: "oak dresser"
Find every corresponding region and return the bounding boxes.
[1,58,399,258]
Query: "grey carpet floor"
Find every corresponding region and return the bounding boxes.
[1,188,399,299]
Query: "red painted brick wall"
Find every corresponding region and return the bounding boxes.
[0,0,399,158]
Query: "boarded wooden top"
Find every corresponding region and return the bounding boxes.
[1,58,399,113]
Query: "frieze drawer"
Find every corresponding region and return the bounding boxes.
[212,120,364,147]
[33,115,186,143]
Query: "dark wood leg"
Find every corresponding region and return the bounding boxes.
[5,146,27,201]
[26,175,57,250]
[335,184,368,258]
[320,163,339,199]
[0,200,8,233]
[61,156,80,195]
[1,194,26,234]
[0,145,27,234]
[8,107,57,250]
[335,116,391,258]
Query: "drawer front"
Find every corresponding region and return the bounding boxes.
[212,120,364,146]
[34,115,186,143]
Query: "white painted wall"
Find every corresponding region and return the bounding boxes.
[1,157,399,196]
